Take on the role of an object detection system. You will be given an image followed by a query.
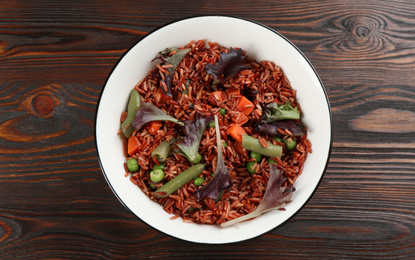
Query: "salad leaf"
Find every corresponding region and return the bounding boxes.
[262,102,300,122]
[195,115,233,200]
[242,88,259,102]
[220,164,294,227]
[257,120,306,136]
[132,100,184,131]
[153,47,191,96]
[175,113,214,163]
[205,48,247,82]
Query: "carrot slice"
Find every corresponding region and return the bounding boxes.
[212,91,225,102]
[156,87,171,103]
[227,123,247,142]
[230,111,249,125]
[235,141,248,156]
[236,96,255,115]
[149,121,162,135]
[128,136,140,156]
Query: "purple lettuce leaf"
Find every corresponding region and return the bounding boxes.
[132,100,184,131]
[257,120,306,136]
[220,164,294,227]
[242,88,259,102]
[153,47,191,97]
[175,113,214,163]
[205,48,248,82]
[195,115,233,200]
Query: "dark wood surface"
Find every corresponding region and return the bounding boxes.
[1,0,414,259]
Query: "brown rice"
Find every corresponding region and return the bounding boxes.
[121,40,311,225]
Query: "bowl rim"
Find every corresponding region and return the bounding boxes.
[94,14,333,244]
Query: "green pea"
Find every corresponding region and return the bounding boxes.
[268,158,277,164]
[208,121,216,128]
[153,163,165,171]
[222,141,228,148]
[247,161,257,174]
[250,151,263,162]
[150,169,165,182]
[274,136,283,143]
[219,108,227,116]
[284,138,297,151]
[126,158,139,172]
[193,176,205,186]
[149,183,157,189]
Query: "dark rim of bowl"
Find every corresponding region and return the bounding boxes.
[94,14,333,244]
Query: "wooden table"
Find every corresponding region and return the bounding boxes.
[1,0,414,258]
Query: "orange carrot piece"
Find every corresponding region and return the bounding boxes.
[128,136,140,156]
[149,121,162,135]
[236,96,255,115]
[235,141,248,156]
[212,91,225,101]
[227,123,247,142]
[156,87,171,103]
[230,111,249,125]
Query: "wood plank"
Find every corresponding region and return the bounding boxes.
[0,0,414,258]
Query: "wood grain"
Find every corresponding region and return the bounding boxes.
[1,0,415,259]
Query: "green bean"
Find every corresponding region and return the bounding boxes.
[284,138,297,151]
[150,169,165,182]
[151,140,173,163]
[126,158,139,172]
[154,164,206,198]
[242,135,282,158]
[121,89,141,137]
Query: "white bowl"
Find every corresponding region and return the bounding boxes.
[95,15,332,244]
